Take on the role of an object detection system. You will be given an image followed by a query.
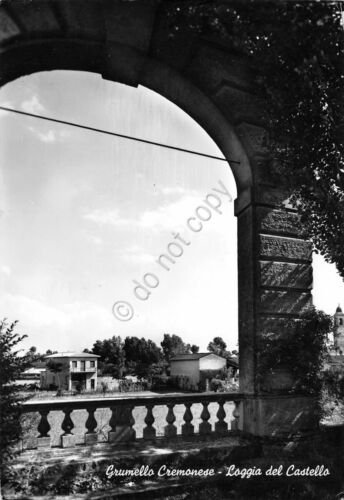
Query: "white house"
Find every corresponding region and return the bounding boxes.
[41,352,100,391]
[170,352,227,389]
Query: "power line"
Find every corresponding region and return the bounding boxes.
[0,106,240,164]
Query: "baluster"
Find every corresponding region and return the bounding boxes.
[215,400,228,435]
[143,404,156,440]
[164,403,177,437]
[85,407,98,445]
[199,401,211,435]
[231,400,241,431]
[109,406,117,436]
[182,402,194,436]
[37,409,51,448]
[61,408,75,448]
[108,406,136,443]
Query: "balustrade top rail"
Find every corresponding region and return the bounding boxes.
[22,391,244,412]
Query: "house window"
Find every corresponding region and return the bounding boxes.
[90,379,95,390]
[90,361,95,368]
[340,319,343,325]
[81,361,85,371]
[72,361,77,368]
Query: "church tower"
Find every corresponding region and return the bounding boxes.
[334,305,344,352]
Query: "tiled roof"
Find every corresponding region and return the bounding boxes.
[170,352,224,361]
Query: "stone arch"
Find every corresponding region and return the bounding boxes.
[0,0,315,437]
[0,41,252,196]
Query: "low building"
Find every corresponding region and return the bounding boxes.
[41,352,100,391]
[22,366,46,382]
[226,356,239,377]
[323,354,344,373]
[334,305,344,353]
[170,352,227,389]
[97,375,120,392]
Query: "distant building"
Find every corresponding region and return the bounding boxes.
[170,352,227,389]
[14,366,46,388]
[334,305,344,352]
[97,375,120,392]
[41,352,100,391]
[227,356,239,376]
[323,305,344,373]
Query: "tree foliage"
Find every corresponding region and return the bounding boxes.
[160,333,192,361]
[46,360,64,389]
[88,333,197,378]
[258,307,333,395]
[123,337,162,378]
[0,320,31,479]
[207,336,227,356]
[167,2,344,277]
[24,346,55,365]
[91,336,125,377]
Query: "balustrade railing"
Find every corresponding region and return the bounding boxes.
[21,392,243,450]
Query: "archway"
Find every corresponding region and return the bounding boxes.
[0,0,315,437]
[0,68,239,367]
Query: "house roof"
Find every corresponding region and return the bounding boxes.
[23,367,46,374]
[170,352,225,362]
[45,352,100,359]
[227,357,239,368]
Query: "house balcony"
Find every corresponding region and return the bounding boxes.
[70,366,96,373]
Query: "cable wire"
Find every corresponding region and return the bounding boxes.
[0,106,240,164]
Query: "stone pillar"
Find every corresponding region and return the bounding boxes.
[235,122,316,437]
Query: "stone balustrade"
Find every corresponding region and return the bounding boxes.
[21,392,243,450]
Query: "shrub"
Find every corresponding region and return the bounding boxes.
[0,320,31,483]
[257,307,332,395]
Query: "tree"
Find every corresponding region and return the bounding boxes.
[91,336,125,377]
[46,360,64,390]
[241,4,344,278]
[191,344,199,354]
[25,345,46,365]
[123,337,162,378]
[0,320,31,487]
[25,346,38,364]
[45,349,57,356]
[161,334,191,361]
[207,337,227,357]
[168,3,344,277]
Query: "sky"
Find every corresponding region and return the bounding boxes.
[0,70,343,353]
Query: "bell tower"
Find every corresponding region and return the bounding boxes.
[334,305,344,352]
